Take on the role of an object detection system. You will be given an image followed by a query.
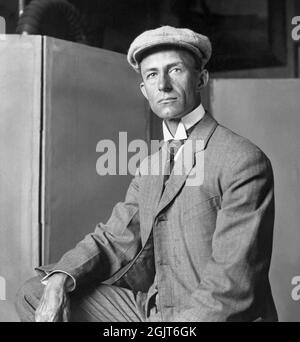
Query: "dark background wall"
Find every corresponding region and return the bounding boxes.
[0,0,299,78]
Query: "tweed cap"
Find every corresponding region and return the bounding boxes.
[127,26,212,72]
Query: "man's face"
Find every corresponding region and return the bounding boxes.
[139,49,208,120]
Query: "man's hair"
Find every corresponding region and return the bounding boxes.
[137,44,204,73]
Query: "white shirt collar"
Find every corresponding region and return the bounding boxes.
[162,103,206,141]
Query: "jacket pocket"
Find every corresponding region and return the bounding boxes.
[182,195,220,220]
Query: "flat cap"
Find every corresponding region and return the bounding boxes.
[127,25,212,72]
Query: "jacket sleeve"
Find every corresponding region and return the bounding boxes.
[173,148,275,322]
[35,174,142,291]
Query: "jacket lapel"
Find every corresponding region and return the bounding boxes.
[155,112,219,217]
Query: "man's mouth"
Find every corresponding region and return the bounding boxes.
[158,97,177,104]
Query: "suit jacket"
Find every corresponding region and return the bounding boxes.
[36,112,278,322]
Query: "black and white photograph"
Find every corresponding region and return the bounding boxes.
[0,0,300,324]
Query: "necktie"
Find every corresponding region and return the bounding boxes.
[164,139,185,184]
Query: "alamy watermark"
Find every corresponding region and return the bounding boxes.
[0,276,6,301]
[0,16,6,40]
[96,133,204,186]
[291,276,300,301]
[291,16,300,41]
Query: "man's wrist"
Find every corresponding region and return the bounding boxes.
[45,273,69,290]
[41,270,76,292]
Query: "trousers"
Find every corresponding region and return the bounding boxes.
[15,276,162,322]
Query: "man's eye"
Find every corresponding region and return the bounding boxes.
[146,72,157,79]
[170,68,181,74]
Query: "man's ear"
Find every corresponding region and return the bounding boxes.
[196,69,209,91]
[140,82,148,100]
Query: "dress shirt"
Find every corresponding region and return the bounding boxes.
[162,103,205,160]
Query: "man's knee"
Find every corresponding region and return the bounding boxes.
[15,276,44,321]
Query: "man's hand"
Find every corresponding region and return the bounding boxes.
[35,273,71,322]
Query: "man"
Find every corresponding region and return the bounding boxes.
[16,26,278,322]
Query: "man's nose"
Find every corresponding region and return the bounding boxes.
[158,73,172,92]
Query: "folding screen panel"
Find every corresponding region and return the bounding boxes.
[42,37,149,264]
[0,36,42,321]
